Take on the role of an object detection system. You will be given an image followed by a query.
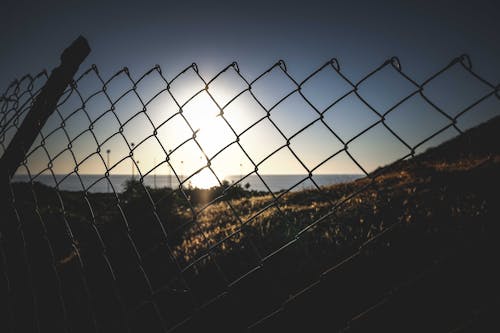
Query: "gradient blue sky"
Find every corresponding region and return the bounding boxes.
[1,0,500,186]
[2,0,500,86]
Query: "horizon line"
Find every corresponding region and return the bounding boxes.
[12,172,365,177]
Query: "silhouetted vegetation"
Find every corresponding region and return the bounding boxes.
[3,116,500,332]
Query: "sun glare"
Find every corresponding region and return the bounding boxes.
[177,92,236,187]
[190,168,221,189]
[183,92,235,156]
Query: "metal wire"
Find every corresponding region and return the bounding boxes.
[1,54,499,332]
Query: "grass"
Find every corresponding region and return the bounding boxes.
[3,116,500,332]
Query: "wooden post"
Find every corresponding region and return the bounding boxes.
[0,36,91,183]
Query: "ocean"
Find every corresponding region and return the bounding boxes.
[11,174,363,193]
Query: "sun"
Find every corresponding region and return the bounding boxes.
[182,92,234,155]
[190,168,221,189]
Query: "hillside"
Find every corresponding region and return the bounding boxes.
[3,116,500,332]
[170,116,500,332]
[175,116,500,266]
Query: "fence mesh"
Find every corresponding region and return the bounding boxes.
[1,54,499,332]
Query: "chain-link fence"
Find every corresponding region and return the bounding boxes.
[1,39,499,332]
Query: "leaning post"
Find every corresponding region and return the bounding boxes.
[0,36,91,185]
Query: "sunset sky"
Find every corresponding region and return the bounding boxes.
[1,0,499,188]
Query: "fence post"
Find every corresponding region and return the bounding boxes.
[0,36,91,184]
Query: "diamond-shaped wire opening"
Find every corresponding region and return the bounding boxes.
[234,173,277,194]
[238,119,285,166]
[91,110,121,146]
[121,112,155,148]
[103,71,134,102]
[130,136,166,177]
[207,66,248,107]
[112,90,144,124]
[290,177,317,192]
[57,88,84,119]
[24,145,51,176]
[77,154,107,189]
[322,93,380,143]
[422,63,493,117]
[148,160,177,189]
[84,92,111,122]
[74,70,103,101]
[309,152,365,204]
[182,91,220,130]
[107,158,138,192]
[168,140,206,185]
[196,117,235,159]
[385,94,451,148]
[84,175,111,194]
[356,64,417,112]
[168,68,205,106]
[134,68,168,104]
[51,150,77,182]
[256,148,309,191]
[155,114,193,153]
[289,121,344,171]
[269,92,319,138]
[300,65,353,111]
[40,109,65,138]
[252,174,314,194]
[181,91,236,158]
[70,131,99,167]
[144,89,179,128]
[312,151,365,179]
[62,109,91,141]
[347,123,411,173]
[42,128,70,161]
[56,171,85,192]
[210,143,254,183]
[140,173,161,191]
[223,90,267,135]
[100,133,131,173]
[188,167,222,190]
[250,66,297,110]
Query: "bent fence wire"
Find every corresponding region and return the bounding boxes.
[1,54,499,332]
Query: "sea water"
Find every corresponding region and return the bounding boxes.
[11,174,363,193]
